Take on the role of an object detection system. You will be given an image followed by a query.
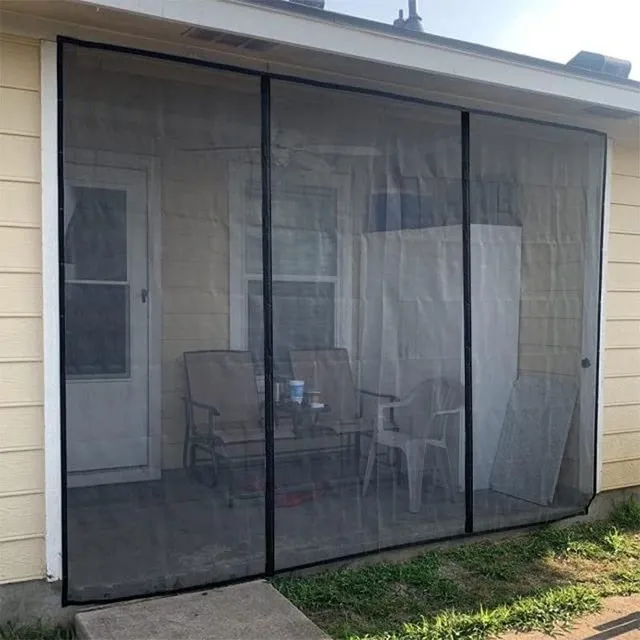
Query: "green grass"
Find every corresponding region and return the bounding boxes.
[274,497,640,640]
[0,623,74,640]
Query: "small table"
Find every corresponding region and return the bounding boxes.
[232,402,330,505]
[275,400,331,436]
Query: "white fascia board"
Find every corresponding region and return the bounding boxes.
[73,0,640,113]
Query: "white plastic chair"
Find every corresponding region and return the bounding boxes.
[362,378,463,513]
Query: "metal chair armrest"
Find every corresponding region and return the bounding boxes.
[357,388,398,402]
[433,407,463,417]
[184,398,221,416]
[377,396,413,413]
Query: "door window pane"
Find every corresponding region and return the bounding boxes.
[65,283,129,377]
[65,187,127,282]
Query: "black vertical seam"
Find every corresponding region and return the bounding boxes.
[261,76,276,576]
[56,36,70,606]
[461,111,474,534]
[592,135,608,501]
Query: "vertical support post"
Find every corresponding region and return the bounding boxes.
[261,76,276,575]
[461,111,474,534]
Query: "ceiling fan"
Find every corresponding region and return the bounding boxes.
[180,127,381,172]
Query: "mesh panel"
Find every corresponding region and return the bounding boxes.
[470,115,604,527]
[269,81,465,568]
[60,42,604,602]
[62,45,264,601]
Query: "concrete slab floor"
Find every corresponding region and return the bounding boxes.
[66,466,580,601]
[74,580,330,640]
[499,595,640,639]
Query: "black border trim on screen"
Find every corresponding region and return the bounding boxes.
[590,135,609,504]
[56,34,607,607]
[56,36,70,607]
[261,76,276,576]
[57,36,606,137]
[461,112,474,534]
[64,508,589,607]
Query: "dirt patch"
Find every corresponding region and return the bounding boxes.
[499,595,640,639]
[438,560,474,583]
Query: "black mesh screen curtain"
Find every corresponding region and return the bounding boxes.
[470,116,605,529]
[62,46,264,601]
[60,42,605,602]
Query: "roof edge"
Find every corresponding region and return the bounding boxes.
[248,0,640,91]
[66,0,640,114]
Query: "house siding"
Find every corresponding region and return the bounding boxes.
[160,152,231,469]
[602,138,640,490]
[0,35,45,584]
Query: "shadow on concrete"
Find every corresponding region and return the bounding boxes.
[584,611,640,639]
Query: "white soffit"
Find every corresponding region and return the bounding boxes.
[71,0,640,114]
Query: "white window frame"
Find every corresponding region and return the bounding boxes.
[228,161,353,356]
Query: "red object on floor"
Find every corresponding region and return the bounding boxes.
[276,484,330,507]
[241,480,331,507]
[276,492,307,508]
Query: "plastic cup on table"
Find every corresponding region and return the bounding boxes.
[289,380,304,404]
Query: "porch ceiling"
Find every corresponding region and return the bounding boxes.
[1,0,638,140]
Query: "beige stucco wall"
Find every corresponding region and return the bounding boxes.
[0,34,45,584]
[601,138,640,490]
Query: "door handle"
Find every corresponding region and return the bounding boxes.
[141,288,149,303]
[581,357,591,369]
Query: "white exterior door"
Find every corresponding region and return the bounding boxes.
[64,163,151,486]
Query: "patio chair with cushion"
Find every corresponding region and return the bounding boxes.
[183,350,295,504]
[362,377,464,513]
[288,348,396,467]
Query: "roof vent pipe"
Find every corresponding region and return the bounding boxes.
[393,9,405,28]
[394,0,424,32]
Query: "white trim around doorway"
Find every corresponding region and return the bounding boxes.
[60,150,163,488]
[63,155,162,488]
